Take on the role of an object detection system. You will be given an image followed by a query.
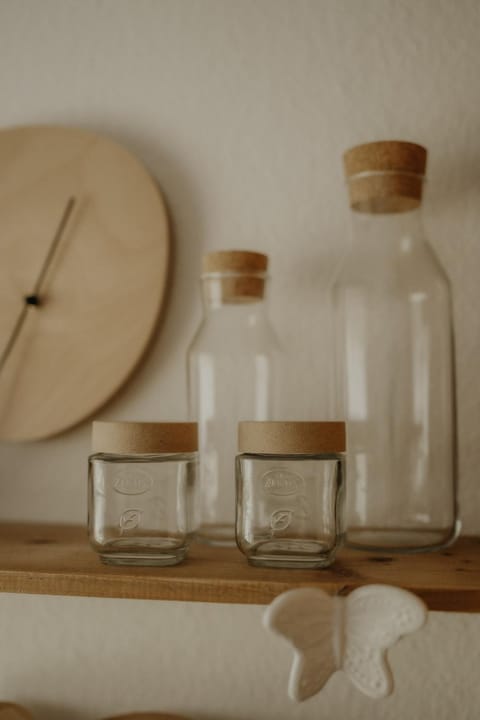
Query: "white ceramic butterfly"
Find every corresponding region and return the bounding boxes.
[264,584,427,701]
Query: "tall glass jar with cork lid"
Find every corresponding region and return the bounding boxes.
[332,140,459,552]
[187,250,280,546]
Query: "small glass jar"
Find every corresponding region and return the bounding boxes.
[236,421,346,568]
[88,421,198,566]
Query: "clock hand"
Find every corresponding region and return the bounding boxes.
[0,305,29,374]
[28,195,76,304]
[0,196,76,374]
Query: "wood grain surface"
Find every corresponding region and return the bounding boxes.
[104,715,191,719]
[0,523,478,611]
[0,708,188,720]
[0,704,32,720]
[0,125,169,441]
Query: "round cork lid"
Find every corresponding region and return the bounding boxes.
[238,421,346,455]
[202,250,268,301]
[92,421,198,454]
[343,140,427,213]
[202,250,268,274]
[344,140,427,177]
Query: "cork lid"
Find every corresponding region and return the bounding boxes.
[343,140,427,214]
[202,250,268,302]
[238,421,346,455]
[92,421,198,454]
[202,250,268,274]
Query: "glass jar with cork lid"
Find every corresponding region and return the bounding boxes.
[236,421,346,568]
[333,140,458,552]
[88,421,198,566]
[187,250,280,547]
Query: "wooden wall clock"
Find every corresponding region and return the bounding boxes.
[0,125,169,441]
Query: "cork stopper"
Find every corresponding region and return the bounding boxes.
[203,250,268,274]
[92,421,198,454]
[343,141,427,214]
[238,421,346,455]
[202,250,268,302]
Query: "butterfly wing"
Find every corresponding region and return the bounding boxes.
[264,588,337,701]
[343,584,427,698]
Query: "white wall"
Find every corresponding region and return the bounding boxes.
[0,0,479,718]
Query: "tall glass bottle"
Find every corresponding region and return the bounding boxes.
[187,250,279,545]
[332,141,458,552]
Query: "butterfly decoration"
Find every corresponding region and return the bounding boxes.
[264,584,427,701]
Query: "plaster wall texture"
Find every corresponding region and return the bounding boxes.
[0,1,479,718]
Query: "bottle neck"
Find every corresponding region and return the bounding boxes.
[201,274,269,317]
[349,206,426,252]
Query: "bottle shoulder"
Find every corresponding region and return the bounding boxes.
[187,316,281,355]
[333,237,451,294]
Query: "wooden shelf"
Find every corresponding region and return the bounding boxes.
[0,523,478,611]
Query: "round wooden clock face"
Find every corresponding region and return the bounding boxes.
[0,125,169,441]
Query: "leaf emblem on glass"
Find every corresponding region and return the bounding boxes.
[270,509,294,532]
[119,508,143,532]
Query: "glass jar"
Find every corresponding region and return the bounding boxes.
[236,421,345,568]
[88,421,198,566]
[332,140,459,552]
[187,250,280,546]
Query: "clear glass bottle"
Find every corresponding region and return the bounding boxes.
[187,250,279,546]
[236,421,346,568]
[332,140,459,552]
[88,421,198,566]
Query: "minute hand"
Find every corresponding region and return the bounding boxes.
[0,196,76,374]
[28,195,76,303]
